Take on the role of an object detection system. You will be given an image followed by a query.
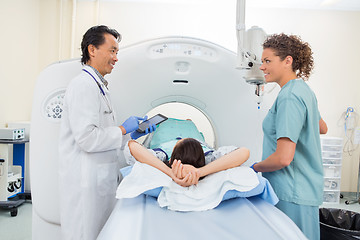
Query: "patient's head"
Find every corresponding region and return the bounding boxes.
[169,138,205,168]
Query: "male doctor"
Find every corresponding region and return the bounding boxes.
[59,25,153,240]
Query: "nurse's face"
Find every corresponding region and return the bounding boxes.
[260,48,286,85]
[89,33,119,76]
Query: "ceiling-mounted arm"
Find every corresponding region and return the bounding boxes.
[236,0,266,72]
[236,0,267,106]
[236,0,249,69]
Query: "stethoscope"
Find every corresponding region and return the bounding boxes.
[83,68,114,116]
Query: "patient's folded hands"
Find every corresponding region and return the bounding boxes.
[171,159,200,187]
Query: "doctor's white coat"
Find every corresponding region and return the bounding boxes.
[58,65,130,240]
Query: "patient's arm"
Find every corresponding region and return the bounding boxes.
[128,140,174,177]
[172,147,250,179]
[198,147,250,178]
[128,140,198,187]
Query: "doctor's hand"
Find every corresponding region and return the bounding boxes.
[131,123,156,140]
[120,116,147,134]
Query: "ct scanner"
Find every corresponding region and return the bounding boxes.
[30,36,287,239]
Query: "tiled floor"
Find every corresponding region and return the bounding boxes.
[1,194,360,240]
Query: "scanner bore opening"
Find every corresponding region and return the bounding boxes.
[139,102,215,148]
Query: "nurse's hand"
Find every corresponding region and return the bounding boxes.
[130,124,156,140]
[121,116,147,134]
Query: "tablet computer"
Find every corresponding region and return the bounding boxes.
[137,114,168,133]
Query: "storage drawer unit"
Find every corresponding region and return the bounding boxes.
[324,178,341,191]
[321,136,343,204]
[323,191,341,204]
[323,165,342,178]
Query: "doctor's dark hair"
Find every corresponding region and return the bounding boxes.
[169,138,205,168]
[80,25,121,65]
[263,33,314,80]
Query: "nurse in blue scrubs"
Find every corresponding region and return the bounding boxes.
[251,33,328,240]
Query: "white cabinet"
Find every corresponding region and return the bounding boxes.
[321,136,343,204]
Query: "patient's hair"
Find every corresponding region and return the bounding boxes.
[81,25,121,65]
[169,138,205,168]
[263,33,314,81]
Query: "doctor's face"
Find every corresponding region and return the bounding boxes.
[89,33,119,76]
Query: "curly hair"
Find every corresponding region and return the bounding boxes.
[263,33,314,80]
[80,25,121,65]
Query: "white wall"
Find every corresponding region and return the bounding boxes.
[1,0,360,191]
[0,0,40,127]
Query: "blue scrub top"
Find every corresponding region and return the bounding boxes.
[262,79,323,206]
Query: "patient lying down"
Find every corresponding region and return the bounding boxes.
[128,138,250,187]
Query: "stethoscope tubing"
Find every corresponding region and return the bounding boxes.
[82,68,114,115]
[83,69,106,95]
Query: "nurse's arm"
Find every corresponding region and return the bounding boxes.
[319,118,328,134]
[252,138,295,173]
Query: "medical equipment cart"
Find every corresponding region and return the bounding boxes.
[321,136,343,204]
[0,139,31,216]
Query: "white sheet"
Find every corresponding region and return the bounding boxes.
[116,161,260,211]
